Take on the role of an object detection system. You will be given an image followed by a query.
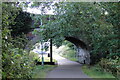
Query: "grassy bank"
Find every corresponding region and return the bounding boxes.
[82,65,116,78]
[61,49,77,61]
[32,56,57,78]
[55,45,77,61]
[32,65,57,78]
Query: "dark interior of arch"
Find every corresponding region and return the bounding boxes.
[65,36,87,49]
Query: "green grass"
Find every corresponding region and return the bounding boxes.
[82,65,116,78]
[32,56,57,78]
[39,57,57,63]
[56,45,77,61]
[32,65,57,78]
[35,55,57,63]
[62,53,77,62]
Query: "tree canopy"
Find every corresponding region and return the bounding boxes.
[2,2,35,78]
[32,2,119,77]
[32,2,119,63]
[1,2,120,79]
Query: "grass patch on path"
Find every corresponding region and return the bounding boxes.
[82,65,115,78]
[32,65,57,78]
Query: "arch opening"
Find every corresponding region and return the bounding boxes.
[65,36,90,64]
[25,34,90,65]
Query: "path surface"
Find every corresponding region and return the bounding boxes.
[46,55,91,78]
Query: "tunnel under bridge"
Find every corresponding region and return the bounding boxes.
[25,33,90,65]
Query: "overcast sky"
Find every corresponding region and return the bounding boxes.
[23,2,55,15]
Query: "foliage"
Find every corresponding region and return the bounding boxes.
[99,58,120,79]
[82,65,115,78]
[55,44,77,61]
[11,11,32,37]
[2,2,35,78]
[30,2,54,14]
[2,2,32,37]
[32,65,57,78]
[4,2,119,78]
[2,2,21,29]
[2,48,35,78]
[31,2,119,78]
[32,2,119,63]
[30,14,42,28]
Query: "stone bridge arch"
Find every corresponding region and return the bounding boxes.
[25,34,90,64]
[65,37,90,64]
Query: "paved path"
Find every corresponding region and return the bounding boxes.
[46,55,91,78]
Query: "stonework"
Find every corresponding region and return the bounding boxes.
[77,47,90,64]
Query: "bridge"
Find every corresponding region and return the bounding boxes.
[25,28,90,65]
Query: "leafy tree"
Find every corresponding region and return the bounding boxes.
[15,2,119,78]
[32,2,119,62]
[11,11,32,37]
[2,2,35,78]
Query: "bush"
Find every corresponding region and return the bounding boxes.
[2,3,35,79]
[2,28,35,78]
[2,48,35,78]
[99,58,120,79]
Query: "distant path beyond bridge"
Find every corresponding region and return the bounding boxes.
[46,55,91,79]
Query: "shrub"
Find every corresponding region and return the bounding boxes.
[99,58,120,79]
[2,47,35,78]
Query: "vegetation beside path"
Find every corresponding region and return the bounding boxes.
[58,44,116,79]
[2,2,119,79]
[55,41,77,62]
[32,65,57,78]
[31,52,57,78]
[82,65,115,78]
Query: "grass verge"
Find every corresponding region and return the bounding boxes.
[82,65,116,78]
[32,65,57,78]
[57,45,77,61]
[39,57,57,63]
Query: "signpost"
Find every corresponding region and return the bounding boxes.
[41,42,44,66]
[50,39,53,63]
[41,52,44,66]
[32,39,54,65]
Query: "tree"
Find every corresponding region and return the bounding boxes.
[11,11,32,37]
[2,2,35,78]
[32,2,119,62]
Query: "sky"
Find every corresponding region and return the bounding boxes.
[23,2,109,15]
[23,2,55,15]
[26,7,54,15]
